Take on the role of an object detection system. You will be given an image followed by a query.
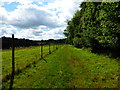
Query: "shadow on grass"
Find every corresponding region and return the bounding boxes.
[42,58,47,63]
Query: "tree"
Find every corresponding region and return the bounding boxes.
[64,1,120,57]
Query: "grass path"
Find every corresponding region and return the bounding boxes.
[2,45,119,88]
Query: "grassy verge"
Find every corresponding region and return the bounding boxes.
[2,45,119,88]
[67,45,119,88]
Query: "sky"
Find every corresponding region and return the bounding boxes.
[0,0,83,40]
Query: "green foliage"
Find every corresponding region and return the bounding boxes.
[63,1,120,57]
[73,37,82,48]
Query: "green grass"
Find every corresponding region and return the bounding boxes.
[2,45,119,88]
[2,44,58,82]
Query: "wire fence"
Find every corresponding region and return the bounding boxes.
[1,34,64,89]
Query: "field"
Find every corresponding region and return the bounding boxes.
[1,45,119,88]
[1,44,59,83]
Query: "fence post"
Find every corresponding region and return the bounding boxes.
[55,43,56,49]
[41,43,43,59]
[9,34,15,89]
[49,43,51,54]
[58,43,59,48]
[56,43,57,50]
[57,43,58,49]
[55,43,56,50]
[53,43,54,51]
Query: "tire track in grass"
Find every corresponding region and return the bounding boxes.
[67,45,119,88]
[68,56,91,88]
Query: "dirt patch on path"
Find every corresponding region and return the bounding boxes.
[69,57,79,69]
[68,57,91,88]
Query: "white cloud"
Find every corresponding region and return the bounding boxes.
[38,2,43,5]
[45,0,83,20]
[1,4,62,29]
[0,1,4,6]
[0,0,83,40]
[0,7,8,24]
[39,27,66,40]
[0,25,17,37]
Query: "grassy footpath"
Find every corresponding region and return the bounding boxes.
[2,45,119,88]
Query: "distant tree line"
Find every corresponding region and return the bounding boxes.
[1,36,39,49]
[1,36,65,49]
[64,1,120,58]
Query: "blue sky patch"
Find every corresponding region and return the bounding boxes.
[2,2,20,12]
[32,1,48,7]
[56,11,62,16]
[43,2,48,5]
[32,2,43,6]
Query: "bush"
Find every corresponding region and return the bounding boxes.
[73,37,82,48]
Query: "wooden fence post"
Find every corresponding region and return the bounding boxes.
[55,43,56,49]
[53,43,54,51]
[49,43,51,54]
[41,43,43,59]
[57,43,58,49]
[55,43,56,50]
[9,34,15,90]
[56,43,58,50]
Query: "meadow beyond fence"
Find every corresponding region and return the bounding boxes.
[1,34,64,89]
